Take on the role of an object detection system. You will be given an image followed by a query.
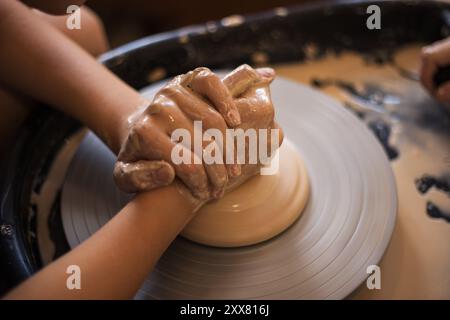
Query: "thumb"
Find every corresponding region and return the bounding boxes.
[113,160,175,193]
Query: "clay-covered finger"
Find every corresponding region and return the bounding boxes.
[160,85,226,129]
[157,103,229,198]
[163,105,229,198]
[146,131,211,200]
[202,139,228,198]
[122,118,211,199]
[150,132,212,199]
[188,67,241,127]
[113,160,175,193]
[169,142,212,199]
[435,81,450,103]
[263,122,284,160]
[223,64,261,97]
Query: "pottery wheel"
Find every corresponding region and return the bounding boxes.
[61,76,397,299]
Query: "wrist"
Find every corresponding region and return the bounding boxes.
[132,182,203,226]
[113,100,147,154]
[98,92,150,155]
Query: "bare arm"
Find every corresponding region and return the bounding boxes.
[4,183,200,299]
[0,0,140,153]
[0,1,203,299]
[0,0,244,194]
[22,0,87,15]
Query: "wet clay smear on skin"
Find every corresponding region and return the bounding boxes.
[274,44,450,224]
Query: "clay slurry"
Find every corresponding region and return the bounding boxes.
[415,175,450,223]
[310,77,399,160]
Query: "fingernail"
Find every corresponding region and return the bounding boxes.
[257,67,275,79]
[194,189,210,200]
[226,109,241,126]
[212,187,225,199]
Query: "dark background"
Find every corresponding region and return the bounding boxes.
[87,0,314,48]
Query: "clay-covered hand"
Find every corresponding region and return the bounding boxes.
[114,67,243,199]
[113,64,283,200]
[420,37,450,103]
[222,65,284,186]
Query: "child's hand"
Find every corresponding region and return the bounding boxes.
[113,65,283,200]
[114,67,241,199]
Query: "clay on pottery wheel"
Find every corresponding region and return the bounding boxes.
[182,139,309,247]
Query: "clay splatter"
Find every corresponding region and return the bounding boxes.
[368,120,399,160]
[426,201,450,223]
[415,175,450,194]
[416,175,450,223]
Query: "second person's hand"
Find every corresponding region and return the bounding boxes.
[420,37,450,103]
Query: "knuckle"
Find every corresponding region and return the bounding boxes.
[194,68,217,84]
[167,74,185,86]
[163,80,187,96]
[147,96,165,114]
[217,167,228,186]
[182,163,201,177]
[240,64,259,78]
[128,120,154,152]
[194,67,212,77]
[113,161,124,178]
[209,112,227,130]
[131,121,146,138]
[240,64,254,72]
[160,85,178,97]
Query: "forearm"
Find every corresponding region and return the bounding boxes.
[23,0,87,15]
[4,183,201,299]
[0,0,142,153]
